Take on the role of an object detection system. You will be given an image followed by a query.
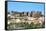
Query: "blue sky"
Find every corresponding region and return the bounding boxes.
[7,0,16,1]
[8,2,45,14]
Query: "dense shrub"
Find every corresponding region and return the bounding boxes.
[7,22,45,29]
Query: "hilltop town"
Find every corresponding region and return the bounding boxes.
[7,11,45,29]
